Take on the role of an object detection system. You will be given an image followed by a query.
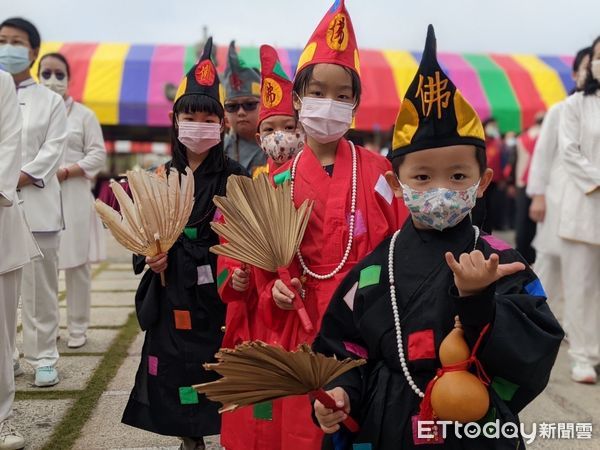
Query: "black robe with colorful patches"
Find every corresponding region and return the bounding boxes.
[312,217,564,450]
[122,150,247,438]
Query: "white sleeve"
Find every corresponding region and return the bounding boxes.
[526,104,561,197]
[77,108,106,179]
[559,94,600,194]
[0,72,23,207]
[20,94,67,188]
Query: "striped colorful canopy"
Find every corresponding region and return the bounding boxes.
[33,42,574,133]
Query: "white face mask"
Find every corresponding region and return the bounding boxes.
[591,60,600,83]
[260,129,305,164]
[0,44,31,74]
[177,121,221,155]
[401,181,480,231]
[41,73,68,97]
[298,96,353,144]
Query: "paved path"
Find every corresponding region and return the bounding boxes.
[12,234,599,449]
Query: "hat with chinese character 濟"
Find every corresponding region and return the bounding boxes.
[258,45,295,125]
[174,37,221,106]
[296,0,360,76]
[223,40,261,100]
[388,25,485,160]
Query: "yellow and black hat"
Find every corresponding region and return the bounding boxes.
[174,37,221,106]
[388,25,484,160]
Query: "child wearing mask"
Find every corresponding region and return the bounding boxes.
[312,26,563,450]
[120,38,247,450]
[217,43,305,450]
[246,1,408,448]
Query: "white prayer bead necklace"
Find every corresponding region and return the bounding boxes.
[290,141,358,280]
[387,225,480,398]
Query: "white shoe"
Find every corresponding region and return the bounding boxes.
[0,420,25,450]
[571,363,598,384]
[34,366,59,387]
[12,361,23,378]
[67,335,87,349]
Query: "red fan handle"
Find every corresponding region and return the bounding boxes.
[277,267,314,333]
[310,389,360,433]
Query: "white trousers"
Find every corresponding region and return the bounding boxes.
[0,269,22,423]
[64,263,91,339]
[534,252,567,333]
[20,232,60,369]
[561,238,600,366]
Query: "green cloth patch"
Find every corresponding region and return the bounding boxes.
[217,268,230,289]
[179,386,199,405]
[273,170,291,186]
[491,376,519,401]
[253,401,273,420]
[273,61,290,80]
[183,227,198,240]
[359,265,382,289]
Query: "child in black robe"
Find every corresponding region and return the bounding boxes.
[121,38,247,450]
[312,26,563,450]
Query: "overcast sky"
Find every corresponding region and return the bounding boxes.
[1,0,597,55]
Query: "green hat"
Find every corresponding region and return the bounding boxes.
[388,25,485,160]
[223,40,261,100]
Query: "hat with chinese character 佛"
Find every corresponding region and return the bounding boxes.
[258,45,294,125]
[174,37,222,107]
[388,25,485,160]
[223,40,261,101]
[296,0,360,77]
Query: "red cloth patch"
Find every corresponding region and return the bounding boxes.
[174,310,192,330]
[407,329,436,361]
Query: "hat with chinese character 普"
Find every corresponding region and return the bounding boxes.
[174,37,221,107]
[223,40,261,100]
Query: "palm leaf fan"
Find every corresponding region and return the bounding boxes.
[194,341,365,432]
[210,174,314,332]
[95,167,194,285]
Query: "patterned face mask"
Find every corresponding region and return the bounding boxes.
[260,129,304,164]
[400,181,480,231]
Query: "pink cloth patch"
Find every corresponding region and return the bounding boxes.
[213,208,223,222]
[343,341,368,359]
[354,210,367,237]
[148,355,158,376]
[412,415,444,445]
[482,235,512,251]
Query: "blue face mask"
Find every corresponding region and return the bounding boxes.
[0,44,31,74]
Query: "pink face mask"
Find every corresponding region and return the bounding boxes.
[177,121,221,154]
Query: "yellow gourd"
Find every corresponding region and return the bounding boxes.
[430,318,490,423]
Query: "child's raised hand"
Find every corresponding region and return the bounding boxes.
[231,267,250,292]
[314,387,350,434]
[445,250,525,297]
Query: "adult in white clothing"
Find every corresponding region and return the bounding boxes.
[527,47,591,333]
[558,36,600,384]
[0,17,67,389]
[38,53,107,349]
[0,69,41,450]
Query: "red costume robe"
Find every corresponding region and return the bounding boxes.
[238,139,407,450]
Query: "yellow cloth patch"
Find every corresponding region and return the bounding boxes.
[354,49,361,75]
[454,90,485,140]
[251,82,261,97]
[297,42,317,74]
[393,98,419,150]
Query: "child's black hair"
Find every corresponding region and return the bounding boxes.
[292,64,362,108]
[582,37,600,97]
[38,52,70,77]
[170,94,225,172]
[392,146,487,176]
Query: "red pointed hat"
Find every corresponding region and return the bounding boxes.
[258,45,295,125]
[296,0,360,76]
